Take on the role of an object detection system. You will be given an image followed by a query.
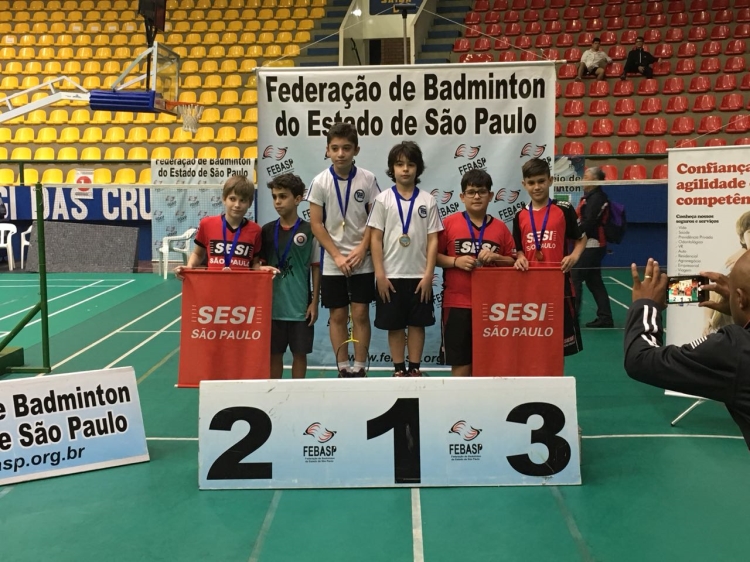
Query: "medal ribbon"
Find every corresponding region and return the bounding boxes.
[329,165,356,225]
[463,211,487,258]
[392,186,419,236]
[528,199,552,255]
[273,218,302,269]
[222,215,242,269]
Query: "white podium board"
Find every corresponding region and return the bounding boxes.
[199,377,580,489]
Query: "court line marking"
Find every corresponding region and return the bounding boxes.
[0,486,14,500]
[0,280,104,322]
[120,330,181,334]
[248,490,283,562]
[137,347,180,385]
[105,317,181,369]
[0,278,135,282]
[606,276,632,291]
[550,487,595,562]
[411,488,425,562]
[0,285,126,288]
[40,293,181,375]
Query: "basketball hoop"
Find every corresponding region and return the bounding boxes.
[166,100,204,133]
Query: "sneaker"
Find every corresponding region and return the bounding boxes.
[350,368,367,378]
[585,319,614,328]
[338,369,351,378]
[393,370,408,377]
[408,368,425,377]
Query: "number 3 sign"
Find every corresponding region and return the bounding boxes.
[198,378,581,489]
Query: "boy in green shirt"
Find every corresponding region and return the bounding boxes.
[260,173,321,378]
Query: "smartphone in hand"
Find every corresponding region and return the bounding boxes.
[666,275,709,305]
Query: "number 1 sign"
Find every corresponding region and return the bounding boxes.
[198,378,581,489]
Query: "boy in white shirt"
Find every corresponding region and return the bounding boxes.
[307,123,380,378]
[368,141,443,377]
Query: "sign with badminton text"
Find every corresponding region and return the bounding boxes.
[471,268,564,377]
[198,377,580,489]
[150,157,255,186]
[178,270,272,387]
[0,367,149,486]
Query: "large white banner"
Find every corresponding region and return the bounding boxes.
[667,146,750,346]
[257,63,556,367]
[199,377,580,489]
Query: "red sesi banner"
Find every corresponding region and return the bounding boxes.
[471,268,564,377]
[177,270,272,387]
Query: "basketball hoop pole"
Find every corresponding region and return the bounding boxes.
[395,3,417,65]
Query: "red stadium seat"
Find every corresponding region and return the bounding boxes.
[693,94,716,111]
[735,137,750,145]
[654,44,672,58]
[505,22,521,35]
[637,79,659,95]
[498,51,516,61]
[727,114,750,133]
[714,74,737,91]
[583,6,601,18]
[711,0,728,9]
[739,0,750,8]
[691,0,709,11]
[473,0,490,11]
[569,0,585,7]
[485,11,501,23]
[714,10,733,24]
[618,140,641,154]
[568,22,585,37]
[676,59,696,74]
[647,1,664,15]
[459,53,494,62]
[665,28,684,42]
[586,18,604,32]
[563,7,579,19]
[525,21,542,35]
[613,80,634,96]
[646,139,669,153]
[492,0,508,9]
[688,26,707,41]
[652,164,668,179]
[606,16,624,30]
[675,138,698,148]
[625,3,642,16]
[565,119,588,137]
[643,29,662,43]
[701,41,721,56]
[600,165,619,181]
[562,141,585,155]
[614,98,636,115]
[520,50,539,61]
[485,23,502,36]
[725,57,746,73]
[700,58,721,74]
[621,30,638,44]
[670,13,688,27]
[704,137,727,146]
[592,118,615,136]
[742,73,750,90]
[689,75,712,93]
[608,45,626,60]
[504,9,520,22]
[511,0,526,9]
[530,0,546,8]
[719,93,743,111]
[494,36,511,49]
[648,14,667,27]
[563,100,584,117]
[453,38,470,52]
[545,20,562,34]
[668,1,686,14]
[600,31,617,45]
[588,99,611,115]
[640,97,662,114]
[652,61,671,76]
[590,140,613,154]
[740,8,750,22]
[627,15,646,28]
[564,47,582,62]
[697,115,722,133]
[623,165,647,180]
[555,121,561,137]
[606,62,624,77]
[514,35,532,49]
[556,82,561,98]
[666,95,689,113]
[541,48,559,60]
[542,8,559,20]
[617,117,640,136]
[565,81,585,98]
[677,42,697,57]
[523,9,539,22]
[711,24,731,40]
[671,116,695,134]
[737,24,750,38]
[692,11,711,25]
[663,77,685,94]
[725,40,746,55]
[465,11,481,25]
[465,25,481,37]
[644,117,668,135]
[589,81,610,97]
[534,34,551,48]
[473,37,491,51]
[605,5,622,18]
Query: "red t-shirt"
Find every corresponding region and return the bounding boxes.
[512,200,582,265]
[194,214,262,270]
[438,212,516,308]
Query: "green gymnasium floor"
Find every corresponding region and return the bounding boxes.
[0,271,748,562]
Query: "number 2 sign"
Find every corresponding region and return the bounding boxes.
[198,378,581,489]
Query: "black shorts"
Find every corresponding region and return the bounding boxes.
[271,320,314,355]
[375,278,435,331]
[321,272,375,309]
[441,307,472,366]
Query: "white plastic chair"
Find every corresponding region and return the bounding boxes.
[159,227,196,279]
[0,224,17,271]
[20,224,32,270]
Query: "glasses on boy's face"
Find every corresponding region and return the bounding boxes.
[463,189,490,198]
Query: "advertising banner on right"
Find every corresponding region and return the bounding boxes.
[667,146,750,346]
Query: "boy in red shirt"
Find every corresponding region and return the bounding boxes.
[437,169,517,376]
[513,158,586,356]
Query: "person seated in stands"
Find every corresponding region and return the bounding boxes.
[576,38,612,81]
[621,37,656,80]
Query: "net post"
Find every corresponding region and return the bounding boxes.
[36,181,51,372]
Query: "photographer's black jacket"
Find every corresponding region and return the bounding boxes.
[624,298,750,449]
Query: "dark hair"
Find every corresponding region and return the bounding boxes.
[592,37,601,44]
[386,141,425,184]
[585,166,606,181]
[636,36,644,42]
[460,169,493,192]
[223,174,255,203]
[326,122,358,146]
[268,173,305,198]
[521,158,551,179]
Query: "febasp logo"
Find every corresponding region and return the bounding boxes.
[263,145,294,177]
[448,420,483,459]
[189,304,263,342]
[454,144,487,176]
[303,422,337,462]
[520,143,546,158]
[454,144,481,159]
[494,189,521,203]
[440,191,454,204]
